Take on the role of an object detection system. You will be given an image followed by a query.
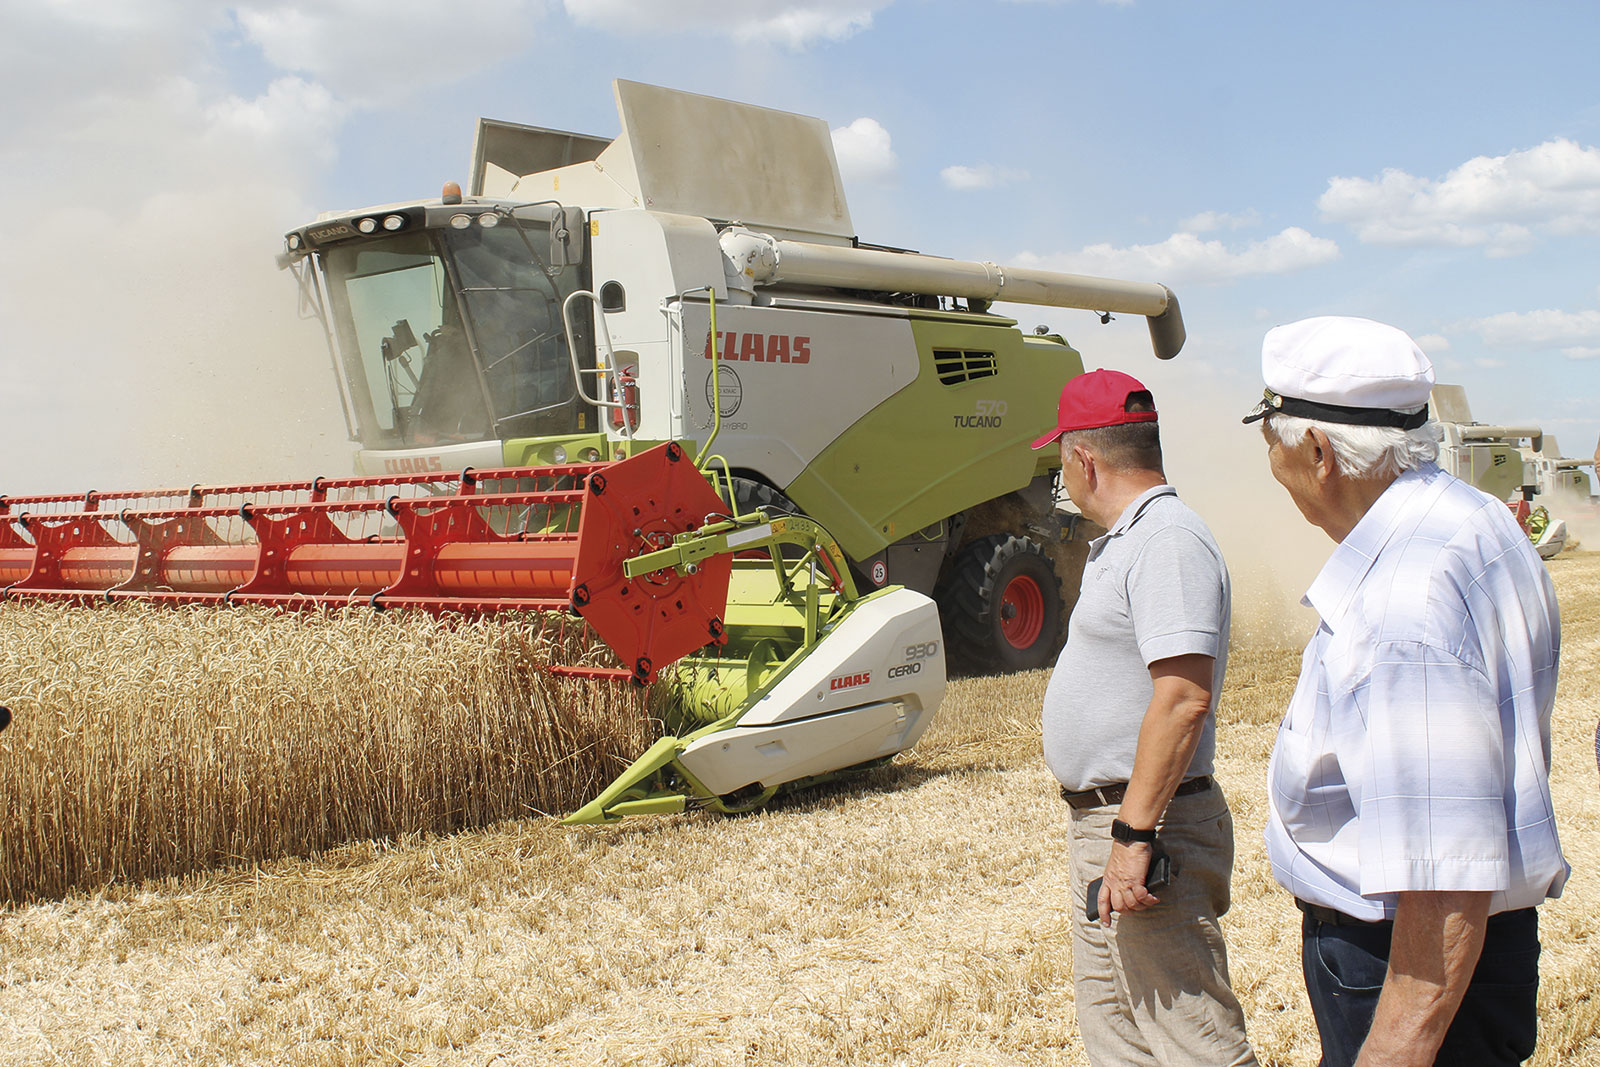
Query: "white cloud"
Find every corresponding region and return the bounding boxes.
[940,163,1029,190]
[1177,209,1261,233]
[206,76,346,171]
[1414,333,1451,353]
[0,2,232,153]
[236,0,548,103]
[831,117,897,184]
[1318,139,1600,254]
[563,0,887,48]
[1013,227,1339,284]
[1466,309,1600,348]
[1563,347,1600,361]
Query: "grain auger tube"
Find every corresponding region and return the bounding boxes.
[0,442,946,821]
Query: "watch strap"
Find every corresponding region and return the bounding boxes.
[1111,818,1157,844]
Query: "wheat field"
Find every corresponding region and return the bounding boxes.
[0,604,653,902]
[0,554,1596,1065]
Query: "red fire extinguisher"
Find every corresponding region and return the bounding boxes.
[611,364,640,432]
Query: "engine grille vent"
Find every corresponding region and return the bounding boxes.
[933,349,998,385]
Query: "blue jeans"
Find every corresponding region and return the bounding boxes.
[1301,906,1540,1067]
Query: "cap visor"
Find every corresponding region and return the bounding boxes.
[1031,428,1065,450]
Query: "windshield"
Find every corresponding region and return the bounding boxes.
[322,217,588,449]
[450,222,581,436]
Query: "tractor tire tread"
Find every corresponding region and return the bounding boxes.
[935,533,1064,674]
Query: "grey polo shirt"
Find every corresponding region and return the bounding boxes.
[1042,485,1230,793]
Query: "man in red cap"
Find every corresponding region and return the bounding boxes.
[1036,369,1255,1065]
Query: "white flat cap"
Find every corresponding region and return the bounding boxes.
[1242,316,1435,427]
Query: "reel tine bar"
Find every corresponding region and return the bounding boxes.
[0,463,608,612]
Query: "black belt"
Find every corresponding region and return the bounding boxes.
[1295,898,1392,927]
[1296,899,1536,930]
[1060,774,1213,810]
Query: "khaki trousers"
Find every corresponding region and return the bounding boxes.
[1067,784,1257,1067]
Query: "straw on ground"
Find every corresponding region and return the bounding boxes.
[0,555,1596,1065]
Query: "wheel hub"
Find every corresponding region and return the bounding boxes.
[998,574,1045,650]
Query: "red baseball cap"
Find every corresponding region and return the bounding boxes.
[1030,369,1158,450]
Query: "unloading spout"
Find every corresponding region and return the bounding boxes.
[719,228,1186,359]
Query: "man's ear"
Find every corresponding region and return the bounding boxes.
[1075,445,1096,483]
[1306,427,1336,480]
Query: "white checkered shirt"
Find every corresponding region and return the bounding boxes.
[1266,462,1568,919]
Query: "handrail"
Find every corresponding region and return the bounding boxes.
[560,289,635,440]
[696,287,722,468]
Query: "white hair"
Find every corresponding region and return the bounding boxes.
[1265,412,1440,479]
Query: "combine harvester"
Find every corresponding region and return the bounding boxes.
[1431,384,1590,559]
[0,82,1183,823]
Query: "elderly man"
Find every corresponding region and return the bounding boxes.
[1245,317,1568,1067]
[1035,369,1256,1067]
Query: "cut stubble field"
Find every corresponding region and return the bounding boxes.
[2,554,1598,1066]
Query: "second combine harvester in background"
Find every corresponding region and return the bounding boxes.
[279,80,1184,676]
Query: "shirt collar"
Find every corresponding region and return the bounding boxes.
[1100,483,1177,540]
[1302,462,1443,627]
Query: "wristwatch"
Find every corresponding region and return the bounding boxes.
[1111,818,1157,844]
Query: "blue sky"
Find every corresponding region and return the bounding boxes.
[3,0,1598,506]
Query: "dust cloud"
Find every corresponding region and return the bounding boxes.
[0,37,353,497]
[1155,379,1330,650]
[0,195,353,496]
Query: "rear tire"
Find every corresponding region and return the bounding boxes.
[936,533,1064,674]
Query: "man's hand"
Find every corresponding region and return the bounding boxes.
[1353,891,1490,1067]
[1098,839,1159,926]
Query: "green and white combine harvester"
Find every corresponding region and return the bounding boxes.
[0,82,1184,822]
[1430,384,1593,559]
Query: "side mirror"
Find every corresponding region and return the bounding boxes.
[549,206,586,268]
